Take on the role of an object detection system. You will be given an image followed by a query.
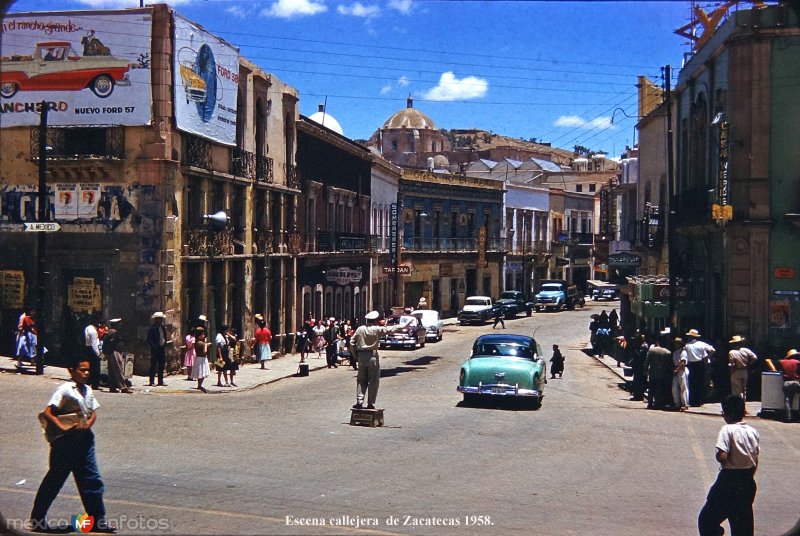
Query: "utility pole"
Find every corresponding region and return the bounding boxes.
[665,65,678,332]
[36,100,49,370]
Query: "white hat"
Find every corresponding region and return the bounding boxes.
[329,317,336,322]
[686,329,701,338]
[198,315,207,322]
[151,311,165,320]
[108,318,122,324]
[365,310,380,320]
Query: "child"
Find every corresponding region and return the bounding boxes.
[549,344,564,379]
[698,395,759,536]
[30,356,116,533]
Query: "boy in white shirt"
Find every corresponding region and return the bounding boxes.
[30,357,115,533]
[698,395,759,536]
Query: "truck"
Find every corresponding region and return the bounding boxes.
[458,296,498,325]
[496,290,535,317]
[534,280,581,311]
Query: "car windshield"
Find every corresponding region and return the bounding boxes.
[500,292,518,299]
[386,315,415,326]
[473,343,534,360]
[465,298,489,306]
[541,284,561,292]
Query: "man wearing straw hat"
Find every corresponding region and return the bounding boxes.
[147,312,168,387]
[779,349,800,422]
[728,335,757,400]
[684,328,715,407]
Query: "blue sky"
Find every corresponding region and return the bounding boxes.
[4,0,702,157]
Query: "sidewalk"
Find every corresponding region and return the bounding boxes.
[0,316,464,395]
[0,352,332,395]
[586,343,763,418]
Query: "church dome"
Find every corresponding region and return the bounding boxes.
[382,95,437,130]
[309,104,344,135]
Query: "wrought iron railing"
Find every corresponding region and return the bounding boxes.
[402,237,503,252]
[231,148,255,179]
[256,154,274,184]
[286,163,301,189]
[254,230,274,255]
[31,126,125,159]
[183,135,212,170]
[184,227,234,256]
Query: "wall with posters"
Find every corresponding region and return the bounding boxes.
[0,9,153,127]
[173,13,239,145]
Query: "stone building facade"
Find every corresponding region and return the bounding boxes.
[0,5,300,370]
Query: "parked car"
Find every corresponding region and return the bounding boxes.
[458,296,498,325]
[411,309,444,342]
[497,290,534,318]
[1,41,132,99]
[457,333,546,408]
[592,284,620,301]
[379,314,426,349]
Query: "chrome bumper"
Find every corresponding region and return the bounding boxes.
[457,383,540,397]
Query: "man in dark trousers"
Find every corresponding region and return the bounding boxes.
[324,317,339,369]
[147,311,168,386]
[492,306,505,329]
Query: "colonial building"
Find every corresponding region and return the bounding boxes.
[295,115,372,324]
[0,5,300,369]
[669,2,800,354]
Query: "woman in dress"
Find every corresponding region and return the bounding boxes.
[191,328,210,392]
[313,319,326,359]
[183,328,196,381]
[252,318,272,369]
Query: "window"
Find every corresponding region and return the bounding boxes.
[589,184,596,192]
[576,184,583,192]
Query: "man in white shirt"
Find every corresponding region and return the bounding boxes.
[84,319,104,390]
[684,329,715,406]
[698,395,759,536]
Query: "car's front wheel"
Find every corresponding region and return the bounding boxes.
[90,74,115,98]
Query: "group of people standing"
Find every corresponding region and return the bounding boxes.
[83,317,131,394]
[180,314,251,393]
[296,315,357,370]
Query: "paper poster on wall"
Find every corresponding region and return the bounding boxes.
[0,270,25,309]
[173,13,239,146]
[0,9,153,127]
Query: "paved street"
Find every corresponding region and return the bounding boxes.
[1,304,798,535]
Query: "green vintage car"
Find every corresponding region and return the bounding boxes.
[457,333,546,408]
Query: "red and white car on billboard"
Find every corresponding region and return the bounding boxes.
[0,40,132,99]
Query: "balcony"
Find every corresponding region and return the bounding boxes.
[402,237,504,252]
[184,227,233,257]
[254,229,273,255]
[286,163,301,189]
[256,154,274,184]
[506,239,551,256]
[31,126,125,160]
[230,148,255,179]
[183,135,211,170]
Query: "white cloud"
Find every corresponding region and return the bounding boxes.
[389,0,413,14]
[397,76,410,87]
[421,72,488,101]
[337,2,380,17]
[554,115,614,129]
[262,0,328,19]
[226,5,249,18]
[380,84,392,95]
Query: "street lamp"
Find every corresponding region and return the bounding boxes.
[202,210,229,358]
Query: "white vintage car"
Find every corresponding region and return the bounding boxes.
[0,41,132,99]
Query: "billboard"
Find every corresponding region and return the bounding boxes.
[0,9,153,127]
[173,13,239,146]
